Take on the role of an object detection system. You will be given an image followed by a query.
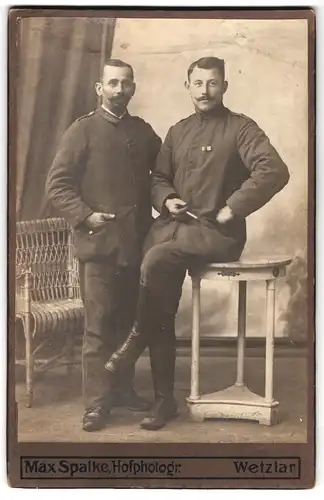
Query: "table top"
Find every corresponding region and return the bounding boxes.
[196,257,293,271]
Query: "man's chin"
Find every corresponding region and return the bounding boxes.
[105,103,127,116]
[111,103,125,110]
[195,101,218,113]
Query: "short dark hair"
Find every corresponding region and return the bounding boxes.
[101,59,134,80]
[187,57,225,81]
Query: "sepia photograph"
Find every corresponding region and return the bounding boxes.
[8,7,315,488]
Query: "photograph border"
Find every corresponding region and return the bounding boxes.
[7,6,316,489]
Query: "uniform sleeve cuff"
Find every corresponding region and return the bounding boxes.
[71,207,93,229]
[225,198,246,218]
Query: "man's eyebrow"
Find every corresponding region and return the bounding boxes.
[107,77,132,82]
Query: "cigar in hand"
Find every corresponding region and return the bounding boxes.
[186,210,198,220]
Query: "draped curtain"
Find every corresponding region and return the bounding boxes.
[16,17,116,220]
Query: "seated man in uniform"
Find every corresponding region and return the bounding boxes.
[104,56,290,431]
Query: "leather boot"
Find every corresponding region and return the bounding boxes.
[110,363,151,411]
[105,324,146,373]
[104,284,151,373]
[140,316,178,431]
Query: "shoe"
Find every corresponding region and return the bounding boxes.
[112,389,151,412]
[82,405,110,432]
[140,398,178,431]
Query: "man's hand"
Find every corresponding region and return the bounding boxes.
[165,198,188,216]
[85,212,115,230]
[216,205,234,224]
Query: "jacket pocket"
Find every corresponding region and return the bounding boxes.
[73,221,119,262]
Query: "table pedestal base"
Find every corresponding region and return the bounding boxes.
[186,384,279,426]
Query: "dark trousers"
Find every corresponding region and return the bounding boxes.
[79,262,140,409]
[139,224,243,401]
[141,225,242,316]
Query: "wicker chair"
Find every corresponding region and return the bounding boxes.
[15,218,84,407]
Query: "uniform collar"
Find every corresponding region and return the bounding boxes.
[195,103,227,121]
[101,104,127,119]
[97,105,129,124]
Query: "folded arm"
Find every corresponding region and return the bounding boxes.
[226,118,290,218]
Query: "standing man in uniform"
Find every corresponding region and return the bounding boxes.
[105,56,290,431]
[46,59,161,432]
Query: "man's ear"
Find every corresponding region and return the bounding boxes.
[131,82,136,97]
[95,82,103,97]
[184,80,190,90]
[223,80,228,94]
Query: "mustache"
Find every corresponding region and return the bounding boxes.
[111,95,127,101]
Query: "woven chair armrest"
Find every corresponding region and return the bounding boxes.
[15,268,33,306]
[16,266,32,281]
[15,268,32,315]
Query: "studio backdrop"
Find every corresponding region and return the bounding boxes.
[15,17,308,340]
[16,17,116,219]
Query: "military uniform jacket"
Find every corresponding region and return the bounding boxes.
[147,105,290,260]
[46,107,161,264]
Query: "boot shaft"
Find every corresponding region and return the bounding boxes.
[149,316,176,401]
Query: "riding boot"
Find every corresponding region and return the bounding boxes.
[110,363,151,411]
[104,283,152,373]
[140,316,178,431]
